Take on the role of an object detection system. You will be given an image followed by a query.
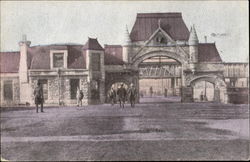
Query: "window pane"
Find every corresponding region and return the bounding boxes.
[53,53,64,68]
[92,53,100,71]
[3,80,13,100]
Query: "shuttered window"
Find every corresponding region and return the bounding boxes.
[91,53,100,71]
[53,53,64,68]
[3,80,13,100]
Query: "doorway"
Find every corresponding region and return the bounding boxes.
[70,79,80,99]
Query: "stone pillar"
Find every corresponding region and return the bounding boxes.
[214,88,220,102]
[80,78,88,105]
[181,86,193,102]
[100,50,105,104]
[99,80,105,103]
[19,35,32,104]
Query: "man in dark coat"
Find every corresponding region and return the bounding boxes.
[108,86,116,106]
[117,84,127,108]
[127,83,137,108]
[34,82,44,113]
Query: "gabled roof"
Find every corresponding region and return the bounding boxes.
[83,38,103,50]
[104,45,124,65]
[0,52,20,73]
[198,43,222,62]
[130,13,190,42]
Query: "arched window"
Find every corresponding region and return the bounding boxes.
[156,36,165,44]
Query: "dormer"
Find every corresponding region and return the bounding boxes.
[50,50,68,69]
[145,28,175,46]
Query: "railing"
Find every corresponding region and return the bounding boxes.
[139,64,181,78]
[223,63,249,78]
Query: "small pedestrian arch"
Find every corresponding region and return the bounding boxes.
[189,75,228,103]
[105,79,130,102]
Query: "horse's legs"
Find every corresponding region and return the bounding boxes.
[36,104,38,113]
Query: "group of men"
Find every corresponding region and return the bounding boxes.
[33,82,85,113]
[33,81,137,113]
[108,83,137,108]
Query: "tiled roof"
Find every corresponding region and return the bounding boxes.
[104,45,124,65]
[130,13,190,42]
[198,43,222,62]
[29,45,86,69]
[83,38,104,51]
[0,52,20,73]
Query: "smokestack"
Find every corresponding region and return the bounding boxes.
[204,36,207,43]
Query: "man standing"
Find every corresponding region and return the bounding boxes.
[164,88,168,97]
[149,86,153,97]
[117,83,127,108]
[108,86,116,106]
[76,87,84,107]
[128,83,137,108]
[34,81,44,113]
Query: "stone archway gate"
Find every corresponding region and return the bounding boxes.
[104,45,228,104]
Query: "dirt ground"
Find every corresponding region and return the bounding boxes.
[1,98,249,161]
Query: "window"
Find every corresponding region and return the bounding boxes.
[3,80,13,100]
[70,79,80,99]
[38,79,48,100]
[53,53,64,68]
[91,53,100,71]
[50,50,68,69]
[156,36,164,43]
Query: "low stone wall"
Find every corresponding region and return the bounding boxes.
[227,87,249,104]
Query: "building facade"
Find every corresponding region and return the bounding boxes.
[0,13,248,106]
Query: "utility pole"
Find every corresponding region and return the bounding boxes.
[57,68,61,106]
[204,81,207,101]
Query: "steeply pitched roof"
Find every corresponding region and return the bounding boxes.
[130,13,190,42]
[198,43,222,62]
[0,52,20,73]
[104,45,124,65]
[83,38,104,50]
[29,45,86,69]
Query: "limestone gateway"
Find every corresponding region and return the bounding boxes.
[0,13,248,106]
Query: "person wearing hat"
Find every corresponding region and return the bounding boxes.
[128,83,137,108]
[108,86,117,106]
[117,83,127,108]
[33,81,44,113]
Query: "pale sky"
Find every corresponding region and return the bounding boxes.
[1,1,249,62]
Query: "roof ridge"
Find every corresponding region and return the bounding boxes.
[137,12,182,18]
[104,44,122,47]
[30,43,83,47]
[0,51,19,54]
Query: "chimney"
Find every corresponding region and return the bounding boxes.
[19,34,31,83]
[204,36,207,43]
